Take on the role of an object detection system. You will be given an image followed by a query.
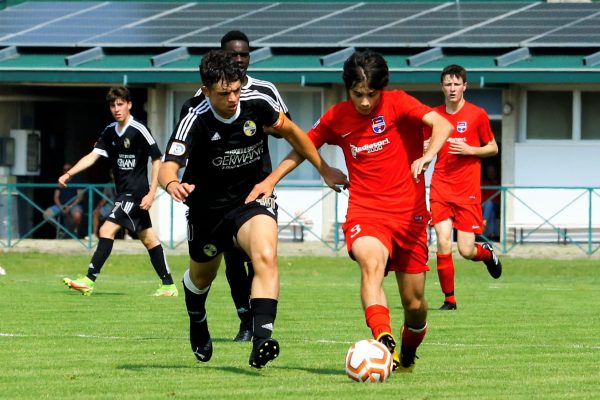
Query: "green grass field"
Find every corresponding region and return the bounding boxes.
[0,252,599,399]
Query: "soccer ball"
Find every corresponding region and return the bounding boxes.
[345,339,393,382]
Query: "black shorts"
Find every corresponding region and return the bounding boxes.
[187,196,278,263]
[105,193,152,233]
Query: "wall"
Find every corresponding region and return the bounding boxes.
[508,142,600,227]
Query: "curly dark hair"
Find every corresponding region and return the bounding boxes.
[199,50,243,87]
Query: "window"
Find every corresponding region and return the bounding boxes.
[581,92,600,140]
[526,91,572,140]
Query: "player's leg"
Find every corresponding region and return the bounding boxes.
[184,256,222,362]
[236,214,280,368]
[138,227,177,296]
[63,220,121,295]
[395,271,428,372]
[434,219,457,309]
[223,249,253,341]
[454,203,502,279]
[351,236,390,332]
[344,221,399,369]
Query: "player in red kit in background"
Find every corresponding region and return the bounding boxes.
[425,64,502,311]
[247,50,453,372]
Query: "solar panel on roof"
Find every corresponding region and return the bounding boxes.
[436,3,600,48]
[170,2,348,47]
[0,1,599,50]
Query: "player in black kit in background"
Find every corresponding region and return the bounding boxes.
[180,30,292,342]
[160,50,347,368]
[61,86,177,297]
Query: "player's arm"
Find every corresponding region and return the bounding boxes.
[411,110,453,181]
[140,158,161,210]
[59,151,101,188]
[448,137,498,157]
[272,117,348,191]
[245,149,305,202]
[158,161,195,203]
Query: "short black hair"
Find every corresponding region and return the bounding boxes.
[106,86,131,104]
[342,50,389,91]
[220,30,250,49]
[441,64,467,83]
[199,49,243,87]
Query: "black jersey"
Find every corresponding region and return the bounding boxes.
[165,90,283,211]
[94,116,162,199]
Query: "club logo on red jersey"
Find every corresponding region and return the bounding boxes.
[372,116,386,134]
[457,121,467,133]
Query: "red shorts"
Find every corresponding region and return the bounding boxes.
[430,200,483,234]
[342,217,430,274]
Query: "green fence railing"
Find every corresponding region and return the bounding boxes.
[1,183,598,255]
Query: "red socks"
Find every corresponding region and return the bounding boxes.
[472,243,492,262]
[436,253,455,303]
[365,304,391,339]
[401,323,427,352]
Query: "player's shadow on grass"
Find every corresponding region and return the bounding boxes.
[278,366,341,376]
[61,291,127,297]
[117,364,341,377]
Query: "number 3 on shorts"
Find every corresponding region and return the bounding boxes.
[350,224,361,239]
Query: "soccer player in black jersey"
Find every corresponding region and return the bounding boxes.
[180,30,292,343]
[160,50,346,368]
[60,86,177,297]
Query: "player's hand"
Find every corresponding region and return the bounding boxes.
[245,179,275,203]
[448,141,474,155]
[140,193,154,210]
[411,154,433,183]
[423,139,430,154]
[322,166,349,192]
[168,182,195,203]
[58,173,70,188]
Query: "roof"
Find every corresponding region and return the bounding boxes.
[1,0,600,85]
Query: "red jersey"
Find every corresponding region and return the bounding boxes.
[428,101,494,204]
[308,90,432,221]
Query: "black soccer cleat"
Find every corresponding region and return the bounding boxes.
[233,322,253,342]
[482,242,502,279]
[249,338,280,368]
[376,332,400,371]
[190,316,212,362]
[398,345,419,373]
[192,338,213,362]
[439,301,457,311]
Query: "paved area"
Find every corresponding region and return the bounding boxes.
[1,239,599,259]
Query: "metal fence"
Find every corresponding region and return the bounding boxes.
[1,183,598,255]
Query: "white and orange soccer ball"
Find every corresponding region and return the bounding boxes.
[345,339,393,383]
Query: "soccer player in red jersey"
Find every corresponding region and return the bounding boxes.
[247,50,453,372]
[425,64,502,311]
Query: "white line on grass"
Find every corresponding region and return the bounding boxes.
[3,333,598,350]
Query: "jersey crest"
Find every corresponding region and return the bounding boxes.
[243,120,257,136]
[372,115,386,134]
[457,121,467,133]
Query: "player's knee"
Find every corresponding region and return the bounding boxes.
[457,243,474,259]
[250,246,277,269]
[402,296,426,315]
